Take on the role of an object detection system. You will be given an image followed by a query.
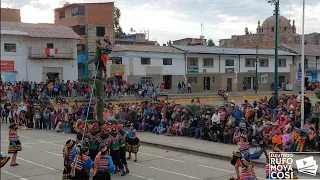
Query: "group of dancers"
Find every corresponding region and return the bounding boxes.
[63,122,140,180]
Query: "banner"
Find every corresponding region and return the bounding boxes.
[0,60,14,71]
[110,64,124,74]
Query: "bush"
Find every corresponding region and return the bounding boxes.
[180,103,218,117]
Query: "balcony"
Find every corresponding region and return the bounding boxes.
[303,63,320,71]
[28,47,75,60]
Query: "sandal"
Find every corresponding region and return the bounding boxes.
[14,163,19,166]
[134,160,137,162]
[10,164,15,166]
[127,157,131,160]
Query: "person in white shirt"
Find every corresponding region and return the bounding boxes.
[211,110,220,124]
[187,83,192,93]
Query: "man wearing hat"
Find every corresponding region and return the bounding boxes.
[92,144,114,180]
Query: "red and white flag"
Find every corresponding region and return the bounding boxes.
[45,48,58,56]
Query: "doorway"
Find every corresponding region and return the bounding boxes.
[163,75,172,89]
[46,72,60,83]
[227,78,232,92]
[203,77,210,90]
[244,77,255,90]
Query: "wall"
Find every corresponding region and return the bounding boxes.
[0,34,78,82]
[1,8,21,22]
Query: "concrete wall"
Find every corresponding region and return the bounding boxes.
[0,34,78,82]
[1,8,21,22]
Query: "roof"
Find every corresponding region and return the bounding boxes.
[280,44,320,56]
[0,21,81,39]
[55,2,113,11]
[172,45,297,56]
[113,45,184,54]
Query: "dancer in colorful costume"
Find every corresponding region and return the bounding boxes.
[109,126,126,176]
[239,157,257,180]
[118,124,130,173]
[70,145,94,180]
[63,139,76,180]
[0,153,10,168]
[231,134,250,180]
[84,123,99,160]
[8,123,22,166]
[126,124,140,162]
[97,34,112,78]
[93,143,115,180]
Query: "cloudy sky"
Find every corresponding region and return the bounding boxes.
[1,0,319,45]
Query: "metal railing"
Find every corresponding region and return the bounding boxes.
[28,47,75,60]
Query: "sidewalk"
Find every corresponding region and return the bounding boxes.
[137,132,320,174]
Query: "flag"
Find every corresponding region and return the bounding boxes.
[45,48,58,56]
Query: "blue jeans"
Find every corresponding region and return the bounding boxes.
[195,128,202,138]
[242,178,256,180]
[45,120,51,130]
[178,128,184,136]
[290,142,298,152]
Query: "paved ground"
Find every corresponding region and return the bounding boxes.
[1,124,318,180]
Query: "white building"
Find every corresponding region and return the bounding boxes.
[110,45,185,90]
[280,44,320,86]
[172,45,297,92]
[0,21,80,82]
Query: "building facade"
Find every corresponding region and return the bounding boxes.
[219,13,320,49]
[280,44,320,86]
[54,2,115,77]
[115,33,158,46]
[110,45,185,90]
[172,45,297,92]
[1,21,80,82]
[173,37,207,46]
[0,8,21,22]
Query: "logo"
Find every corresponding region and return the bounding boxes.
[269,152,319,179]
[296,156,318,176]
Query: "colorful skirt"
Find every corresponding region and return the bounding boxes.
[0,155,10,168]
[8,141,22,154]
[126,137,140,153]
[93,171,111,180]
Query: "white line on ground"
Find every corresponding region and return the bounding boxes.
[17,157,56,171]
[130,173,155,180]
[41,132,73,139]
[19,135,64,147]
[23,144,33,148]
[139,152,185,163]
[129,162,203,180]
[198,165,265,180]
[45,151,62,157]
[1,140,66,147]
[1,170,29,180]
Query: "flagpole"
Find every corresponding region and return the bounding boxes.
[301,0,305,129]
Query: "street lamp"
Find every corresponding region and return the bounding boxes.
[300,0,305,128]
[255,45,259,93]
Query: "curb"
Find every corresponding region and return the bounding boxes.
[139,140,266,167]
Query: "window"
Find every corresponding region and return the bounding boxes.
[259,58,269,67]
[59,10,65,19]
[47,43,54,48]
[141,58,151,65]
[187,57,198,66]
[187,77,197,83]
[225,59,234,66]
[203,58,214,67]
[163,58,172,65]
[271,26,274,32]
[141,77,152,84]
[212,77,215,83]
[72,25,86,36]
[96,27,105,37]
[72,6,85,16]
[112,58,122,64]
[4,43,16,52]
[245,58,255,67]
[279,59,286,67]
[77,44,85,54]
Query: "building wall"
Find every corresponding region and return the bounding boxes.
[0,35,78,82]
[1,8,21,22]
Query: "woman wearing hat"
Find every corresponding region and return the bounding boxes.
[92,144,115,180]
[109,127,126,176]
[70,145,94,180]
[8,123,22,166]
[126,124,140,162]
[239,157,257,180]
[63,139,76,180]
[231,134,250,180]
[271,129,283,152]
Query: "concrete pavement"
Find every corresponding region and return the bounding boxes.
[0,123,319,180]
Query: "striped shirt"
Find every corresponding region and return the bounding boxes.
[8,130,18,142]
[238,142,250,155]
[241,166,255,178]
[96,155,110,171]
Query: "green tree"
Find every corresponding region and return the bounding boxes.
[207,39,215,47]
[167,40,172,46]
[245,26,249,35]
[114,7,126,38]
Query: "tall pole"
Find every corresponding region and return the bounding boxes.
[255,45,259,93]
[85,4,89,77]
[301,0,305,128]
[274,0,279,97]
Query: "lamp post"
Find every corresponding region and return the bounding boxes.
[255,45,259,93]
[301,0,305,129]
[274,0,279,97]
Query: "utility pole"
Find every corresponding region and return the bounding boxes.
[85,5,89,77]
[269,0,280,97]
[301,0,305,128]
[255,45,259,93]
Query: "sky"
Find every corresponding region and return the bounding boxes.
[1,0,319,45]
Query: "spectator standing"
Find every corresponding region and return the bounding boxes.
[268,93,278,122]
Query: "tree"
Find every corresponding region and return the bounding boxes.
[167,40,172,46]
[207,39,215,47]
[245,26,249,35]
[114,7,126,38]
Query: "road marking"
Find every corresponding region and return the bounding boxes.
[42,132,73,139]
[130,173,155,180]
[198,165,265,180]
[23,144,33,148]
[17,157,56,171]
[19,135,64,147]
[1,170,28,180]
[45,151,62,157]
[129,162,203,180]
[139,152,185,163]
[1,140,66,147]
